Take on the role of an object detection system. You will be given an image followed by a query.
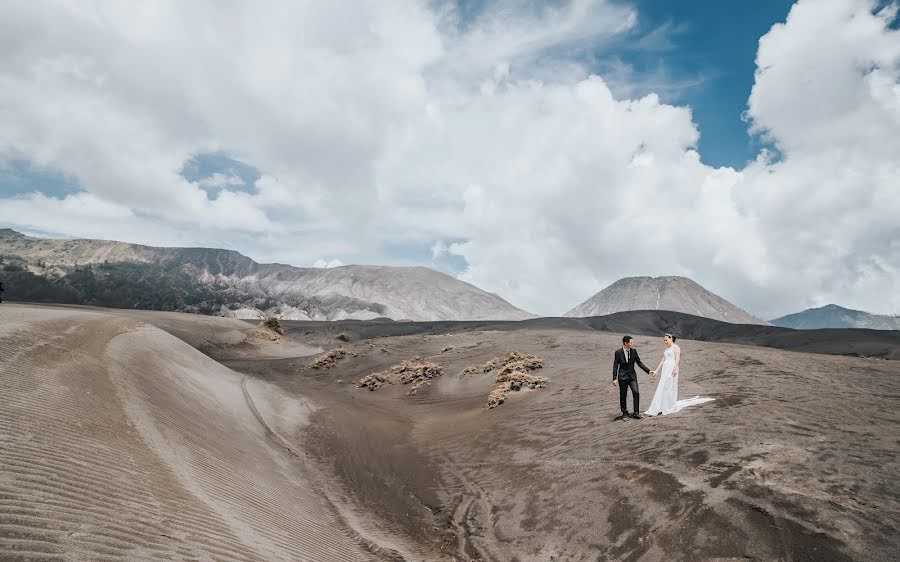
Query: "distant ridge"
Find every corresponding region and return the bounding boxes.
[272,309,900,361]
[564,276,769,325]
[0,229,535,321]
[771,304,900,330]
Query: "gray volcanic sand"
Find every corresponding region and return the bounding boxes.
[2,303,899,561]
[0,304,376,561]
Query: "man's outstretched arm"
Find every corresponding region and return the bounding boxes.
[634,349,651,373]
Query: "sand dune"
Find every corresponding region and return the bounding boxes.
[0,305,376,561]
[2,303,898,561]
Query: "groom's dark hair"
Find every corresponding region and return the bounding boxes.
[622,335,633,344]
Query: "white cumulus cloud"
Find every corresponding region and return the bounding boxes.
[313,258,345,269]
[0,0,897,318]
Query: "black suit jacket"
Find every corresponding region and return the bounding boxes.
[612,347,650,381]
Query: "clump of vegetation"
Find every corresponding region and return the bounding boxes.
[487,385,509,409]
[441,346,454,353]
[481,351,547,409]
[487,372,548,409]
[501,351,543,371]
[335,332,351,342]
[481,351,543,375]
[309,347,352,369]
[261,316,284,335]
[496,370,547,390]
[357,372,388,391]
[462,365,479,376]
[357,360,444,395]
[481,357,502,373]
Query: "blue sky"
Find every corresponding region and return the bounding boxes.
[447,0,796,168]
[618,0,795,168]
[0,159,82,200]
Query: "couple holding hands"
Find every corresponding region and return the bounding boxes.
[612,334,713,420]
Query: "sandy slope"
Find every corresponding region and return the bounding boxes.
[0,305,374,561]
[2,303,898,561]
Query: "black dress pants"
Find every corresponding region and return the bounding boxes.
[619,377,639,414]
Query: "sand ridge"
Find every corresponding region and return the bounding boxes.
[0,304,375,561]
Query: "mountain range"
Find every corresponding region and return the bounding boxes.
[771,304,900,330]
[0,229,534,321]
[5,230,892,328]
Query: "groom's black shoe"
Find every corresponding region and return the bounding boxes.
[631,413,643,420]
[621,412,630,421]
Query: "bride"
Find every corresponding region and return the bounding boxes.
[645,334,714,416]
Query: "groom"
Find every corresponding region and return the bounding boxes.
[612,335,654,420]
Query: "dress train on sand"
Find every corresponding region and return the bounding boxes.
[645,345,714,416]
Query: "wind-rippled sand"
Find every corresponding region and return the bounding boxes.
[2,304,898,561]
[0,305,379,561]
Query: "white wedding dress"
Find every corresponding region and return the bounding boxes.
[645,345,714,416]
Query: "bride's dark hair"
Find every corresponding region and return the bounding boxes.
[665,333,677,342]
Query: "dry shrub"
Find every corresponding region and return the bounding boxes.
[481,351,543,374]
[499,351,543,373]
[488,383,510,408]
[357,372,388,391]
[481,357,502,373]
[487,372,547,408]
[261,316,284,335]
[357,360,444,395]
[441,346,454,353]
[496,370,547,388]
[335,332,351,342]
[482,351,546,408]
[462,365,479,376]
[309,347,348,369]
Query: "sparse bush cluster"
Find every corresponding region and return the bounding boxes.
[357,360,444,395]
[496,370,547,391]
[335,332,351,342]
[496,352,544,377]
[487,386,509,409]
[481,357,502,373]
[262,316,284,335]
[481,351,547,409]
[462,365,479,376]
[441,346,454,353]
[309,347,353,369]
[357,372,387,391]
